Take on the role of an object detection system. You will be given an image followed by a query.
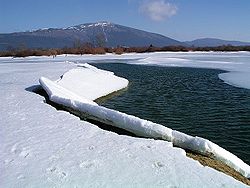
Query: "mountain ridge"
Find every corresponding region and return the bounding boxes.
[0,21,182,51]
[185,38,250,47]
[0,21,250,51]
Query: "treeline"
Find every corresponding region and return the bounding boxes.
[1,44,250,57]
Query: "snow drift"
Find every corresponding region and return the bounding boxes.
[39,64,250,178]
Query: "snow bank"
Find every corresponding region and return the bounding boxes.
[39,77,97,105]
[56,63,129,101]
[171,131,250,178]
[39,64,250,178]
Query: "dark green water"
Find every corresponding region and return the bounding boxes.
[93,63,250,165]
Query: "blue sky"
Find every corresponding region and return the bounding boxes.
[0,0,250,41]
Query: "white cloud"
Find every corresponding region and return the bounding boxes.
[139,0,177,21]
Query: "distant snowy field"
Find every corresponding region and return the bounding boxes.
[1,52,250,187]
[3,51,249,89]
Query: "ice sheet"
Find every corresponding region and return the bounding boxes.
[56,63,129,101]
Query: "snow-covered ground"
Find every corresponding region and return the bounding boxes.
[3,51,250,89]
[1,53,250,187]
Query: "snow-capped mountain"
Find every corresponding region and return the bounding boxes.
[0,21,182,51]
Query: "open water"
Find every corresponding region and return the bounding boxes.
[94,63,250,164]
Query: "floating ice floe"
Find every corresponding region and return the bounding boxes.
[39,63,250,178]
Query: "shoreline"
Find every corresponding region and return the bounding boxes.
[95,86,129,104]
[94,67,250,185]
[39,61,250,182]
[35,86,250,185]
[1,45,250,58]
[186,150,250,185]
